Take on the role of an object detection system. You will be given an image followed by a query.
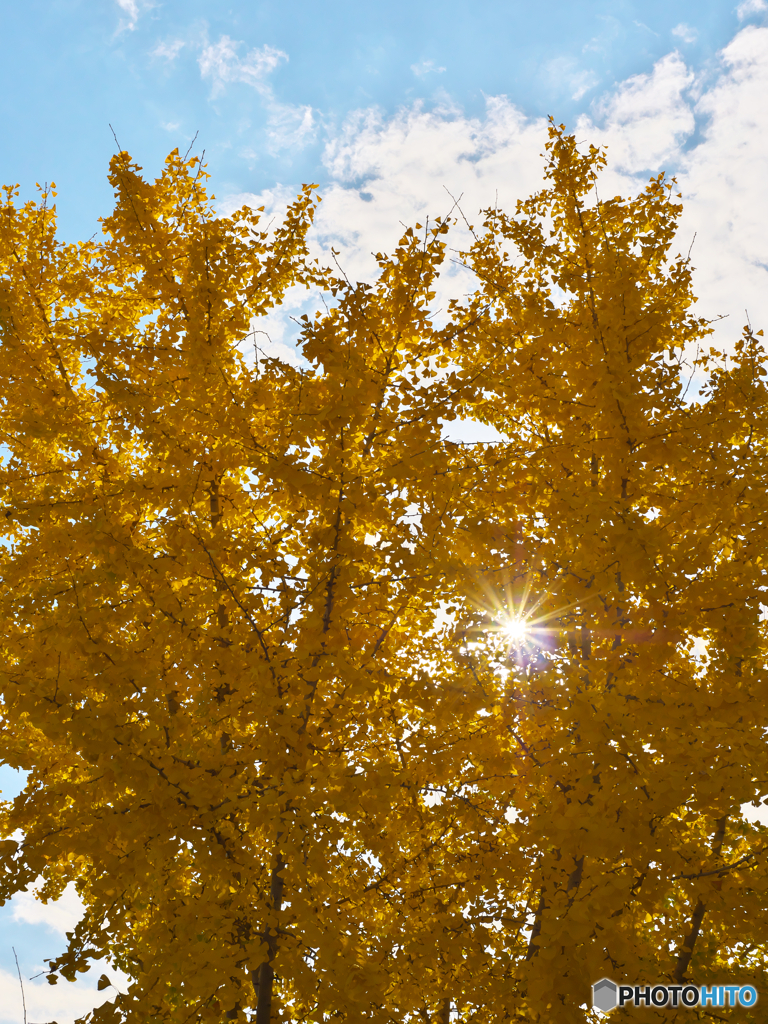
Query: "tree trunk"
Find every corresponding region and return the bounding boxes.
[672,816,727,983]
[672,899,706,984]
[525,889,546,960]
[254,854,285,1024]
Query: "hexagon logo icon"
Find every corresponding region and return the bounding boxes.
[593,978,618,1012]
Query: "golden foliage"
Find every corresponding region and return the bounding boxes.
[1,126,767,1023]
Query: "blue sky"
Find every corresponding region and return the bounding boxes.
[0,0,760,240]
[3,2,768,1021]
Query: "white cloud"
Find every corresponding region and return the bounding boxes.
[318,97,547,285]
[0,967,117,1024]
[264,103,315,153]
[215,188,315,362]
[737,0,767,21]
[672,23,698,44]
[577,52,695,172]
[570,70,599,101]
[543,57,599,100]
[674,26,768,328]
[219,99,549,358]
[115,0,138,30]
[199,36,315,154]
[199,36,287,96]
[114,0,152,33]
[218,184,296,223]
[198,37,286,96]
[411,60,447,77]
[12,881,84,934]
[567,28,768,330]
[252,322,311,367]
[633,20,659,37]
[152,38,185,62]
[743,801,768,825]
[219,25,768,360]
[442,419,508,444]
[0,883,130,1024]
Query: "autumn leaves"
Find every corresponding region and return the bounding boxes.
[0,126,767,1023]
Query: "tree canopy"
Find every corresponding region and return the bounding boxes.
[1,125,768,1024]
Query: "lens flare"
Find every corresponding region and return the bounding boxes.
[502,616,529,644]
[469,571,586,661]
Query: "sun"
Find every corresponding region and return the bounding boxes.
[470,571,587,658]
[501,616,529,644]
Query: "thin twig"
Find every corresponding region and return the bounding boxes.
[13,947,27,1024]
[183,130,200,163]
[108,123,123,154]
[442,185,477,242]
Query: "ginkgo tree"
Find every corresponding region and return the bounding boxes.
[1,124,767,1024]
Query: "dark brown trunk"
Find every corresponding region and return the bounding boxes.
[673,899,706,984]
[672,815,727,983]
[254,961,275,1024]
[254,854,285,1024]
[437,997,451,1024]
[526,889,546,960]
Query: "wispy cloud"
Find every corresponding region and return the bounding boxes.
[199,36,315,154]
[633,20,660,37]
[114,0,152,33]
[570,70,599,100]
[737,0,767,20]
[199,36,287,96]
[411,59,447,77]
[152,38,185,62]
[672,23,698,44]
[265,104,316,152]
[544,57,598,100]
